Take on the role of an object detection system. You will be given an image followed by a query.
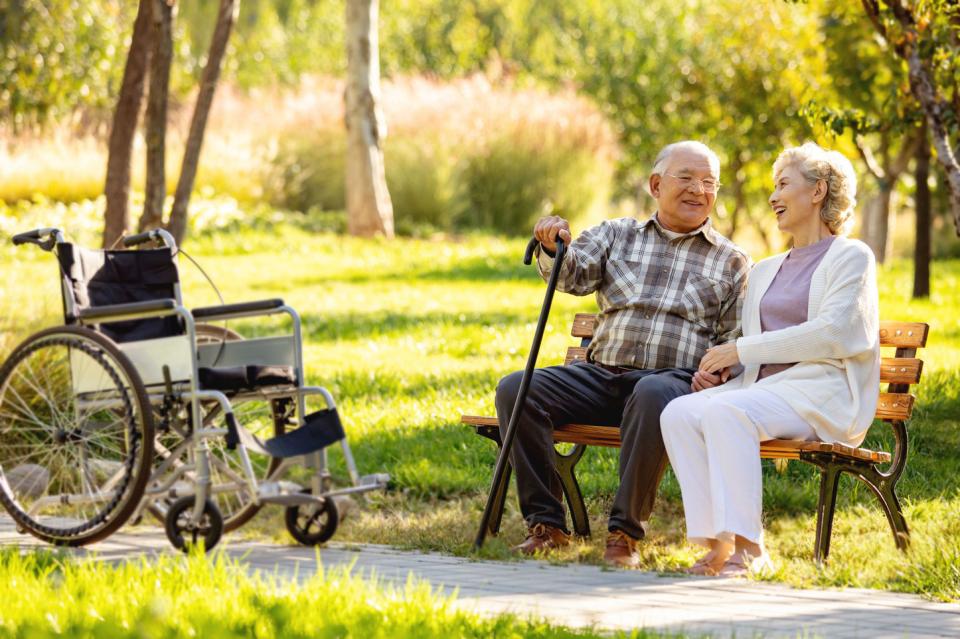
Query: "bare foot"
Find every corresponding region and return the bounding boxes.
[686,541,735,576]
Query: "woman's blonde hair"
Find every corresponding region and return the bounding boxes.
[773,142,858,235]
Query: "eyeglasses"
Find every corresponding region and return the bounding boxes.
[663,173,721,194]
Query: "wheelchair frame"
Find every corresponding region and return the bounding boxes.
[0,227,388,551]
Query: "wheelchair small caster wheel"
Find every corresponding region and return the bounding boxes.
[284,490,338,545]
[164,496,223,553]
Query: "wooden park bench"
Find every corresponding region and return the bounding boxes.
[462,313,929,561]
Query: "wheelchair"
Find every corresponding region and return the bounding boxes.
[0,227,388,551]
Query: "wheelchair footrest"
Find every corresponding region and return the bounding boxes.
[358,473,390,488]
[257,480,320,506]
[260,409,346,458]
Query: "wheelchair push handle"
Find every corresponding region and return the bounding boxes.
[12,227,63,251]
[123,228,177,249]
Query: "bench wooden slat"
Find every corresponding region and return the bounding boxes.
[564,346,588,366]
[460,415,892,463]
[879,321,929,349]
[571,313,598,338]
[879,358,924,384]
[566,347,924,386]
[876,392,915,420]
[573,314,930,351]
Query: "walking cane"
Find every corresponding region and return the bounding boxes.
[473,235,567,550]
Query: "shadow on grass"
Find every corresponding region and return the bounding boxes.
[245,254,540,289]
[298,309,532,343]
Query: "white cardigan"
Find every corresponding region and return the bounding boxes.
[700,236,880,446]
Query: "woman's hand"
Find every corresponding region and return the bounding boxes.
[699,342,740,374]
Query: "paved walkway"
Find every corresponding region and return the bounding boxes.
[2,522,959,638]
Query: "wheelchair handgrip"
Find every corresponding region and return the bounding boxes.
[123,231,156,247]
[12,228,61,251]
[12,230,42,245]
[522,236,565,266]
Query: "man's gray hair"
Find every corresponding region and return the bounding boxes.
[651,141,721,176]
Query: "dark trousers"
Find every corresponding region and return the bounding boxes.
[495,361,694,540]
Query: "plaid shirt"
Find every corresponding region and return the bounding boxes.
[538,215,750,370]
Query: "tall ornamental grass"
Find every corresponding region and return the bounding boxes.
[2,76,617,236]
[266,75,618,235]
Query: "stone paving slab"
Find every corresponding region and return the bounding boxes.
[2,521,959,638]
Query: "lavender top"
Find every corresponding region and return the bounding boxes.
[757,236,836,381]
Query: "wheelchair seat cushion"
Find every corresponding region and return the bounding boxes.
[198,365,296,392]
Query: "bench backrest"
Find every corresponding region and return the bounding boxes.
[565,313,928,423]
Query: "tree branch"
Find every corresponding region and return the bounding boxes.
[855,134,885,180]
[860,0,889,41]
[890,126,922,177]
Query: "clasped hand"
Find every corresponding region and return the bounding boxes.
[691,342,740,392]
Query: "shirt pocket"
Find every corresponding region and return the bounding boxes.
[680,274,727,329]
[602,257,651,306]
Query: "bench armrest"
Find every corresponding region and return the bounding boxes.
[191,298,285,321]
[78,299,178,322]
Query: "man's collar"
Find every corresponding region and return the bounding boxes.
[644,212,720,246]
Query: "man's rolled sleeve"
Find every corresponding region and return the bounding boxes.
[536,221,616,296]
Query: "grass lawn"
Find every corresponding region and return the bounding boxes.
[1,208,959,602]
[0,548,678,638]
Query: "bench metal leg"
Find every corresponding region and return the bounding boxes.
[807,451,911,563]
[814,464,841,563]
[555,444,590,538]
[862,467,911,552]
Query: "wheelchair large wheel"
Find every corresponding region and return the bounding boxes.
[188,323,287,531]
[0,326,155,545]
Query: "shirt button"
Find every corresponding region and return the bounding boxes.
[645,313,651,319]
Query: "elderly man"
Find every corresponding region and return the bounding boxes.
[497,140,750,568]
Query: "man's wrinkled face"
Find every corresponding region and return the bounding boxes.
[649,148,719,233]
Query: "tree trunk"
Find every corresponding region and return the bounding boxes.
[102,0,153,249]
[860,185,894,263]
[168,0,239,246]
[859,1,960,235]
[904,48,960,237]
[138,0,175,233]
[913,122,931,298]
[344,0,394,238]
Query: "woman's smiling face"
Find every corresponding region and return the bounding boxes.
[768,164,823,234]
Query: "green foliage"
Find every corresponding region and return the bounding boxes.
[364,0,832,241]
[799,0,922,158]
[0,0,131,129]
[178,0,345,89]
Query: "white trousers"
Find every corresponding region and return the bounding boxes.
[660,387,817,547]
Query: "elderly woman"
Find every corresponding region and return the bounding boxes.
[659,143,880,576]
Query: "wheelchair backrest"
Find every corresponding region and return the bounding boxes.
[57,244,184,343]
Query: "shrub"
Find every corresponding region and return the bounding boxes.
[267,75,618,235]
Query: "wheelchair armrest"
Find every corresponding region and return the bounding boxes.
[191,298,285,321]
[78,299,179,322]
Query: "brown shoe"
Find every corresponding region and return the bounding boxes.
[603,530,640,568]
[512,523,571,555]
